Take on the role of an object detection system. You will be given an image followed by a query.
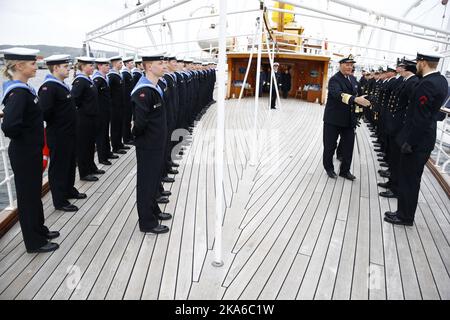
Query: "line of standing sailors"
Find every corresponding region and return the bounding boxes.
[360,51,448,226]
[0,47,217,252]
[131,52,217,234]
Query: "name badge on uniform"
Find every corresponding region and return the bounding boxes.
[153,102,162,109]
[34,97,39,104]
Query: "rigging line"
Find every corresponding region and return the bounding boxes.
[412,1,440,21]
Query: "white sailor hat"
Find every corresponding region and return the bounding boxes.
[141,51,166,62]
[414,50,444,62]
[122,56,134,63]
[176,55,185,62]
[193,60,202,65]
[134,58,142,63]
[202,62,209,66]
[0,47,39,61]
[109,55,122,62]
[76,56,95,63]
[95,57,110,64]
[44,54,71,65]
[386,65,396,72]
[273,62,280,66]
[164,53,177,61]
[184,58,194,63]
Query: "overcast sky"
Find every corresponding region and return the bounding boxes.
[0,0,448,67]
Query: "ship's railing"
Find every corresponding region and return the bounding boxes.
[0,112,15,210]
[433,107,450,175]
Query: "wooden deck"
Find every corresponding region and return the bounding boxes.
[0,98,449,300]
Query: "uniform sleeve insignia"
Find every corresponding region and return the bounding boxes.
[139,93,145,99]
[419,95,428,105]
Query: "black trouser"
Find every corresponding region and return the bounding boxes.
[77,113,98,178]
[111,104,123,151]
[122,102,133,143]
[9,143,48,251]
[282,90,289,99]
[396,149,430,222]
[388,134,400,194]
[48,135,77,207]
[96,110,111,162]
[323,123,355,174]
[136,147,164,230]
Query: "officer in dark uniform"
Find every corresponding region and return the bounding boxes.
[322,54,371,180]
[93,58,115,166]
[39,54,86,212]
[107,56,128,154]
[131,52,172,234]
[121,56,135,145]
[71,56,105,181]
[385,51,448,226]
[270,62,282,109]
[1,47,59,253]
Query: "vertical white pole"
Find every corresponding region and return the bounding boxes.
[250,4,264,167]
[237,26,259,102]
[266,37,282,110]
[268,41,273,110]
[85,40,90,57]
[213,0,227,268]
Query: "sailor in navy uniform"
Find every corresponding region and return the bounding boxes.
[131,52,172,234]
[71,56,104,182]
[121,56,135,145]
[107,56,127,154]
[39,54,86,212]
[0,48,59,253]
[132,58,144,87]
[93,58,115,166]
[378,59,418,199]
[322,54,371,180]
[385,51,448,226]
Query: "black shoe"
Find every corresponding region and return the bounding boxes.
[93,169,106,175]
[384,211,397,219]
[156,196,169,204]
[339,172,356,181]
[162,177,175,183]
[384,215,413,226]
[377,153,386,157]
[326,170,337,179]
[113,150,127,154]
[108,154,119,159]
[380,162,389,168]
[379,171,391,178]
[167,168,179,175]
[27,242,59,253]
[370,134,378,138]
[121,146,131,150]
[56,204,78,212]
[140,225,170,234]
[337,156,343,162]
[179,151,185,156]
[45,231,60,240]
[374,148,383,152]
[161,190,172,197]
[158,212,172,221]
[99,160,112,165]
[124,140,135,145]
[81,175,99,182]
[170,162,180,168]
[377,182,391,188]
[67,193,87,200]
[379,190,397,198]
